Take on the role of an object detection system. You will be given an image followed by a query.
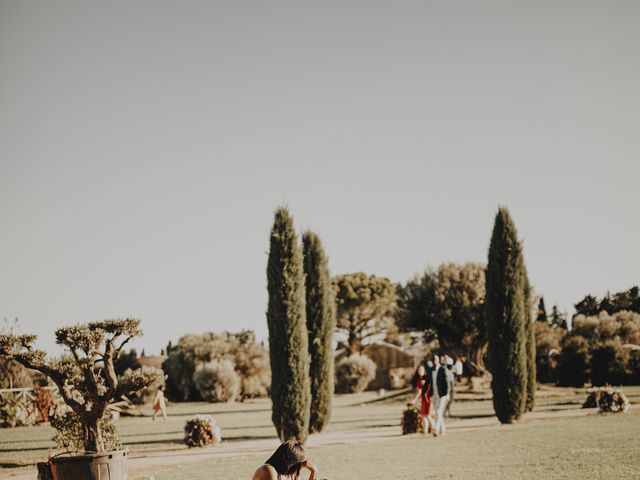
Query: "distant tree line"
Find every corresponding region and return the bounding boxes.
[534,286,640,387]
[162,330,270,402]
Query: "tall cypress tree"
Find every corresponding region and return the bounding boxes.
[536,297,548,323]
[266,207,310,443]
[485,207,528,423]
[523,274,536,412]
[302,231,336,433]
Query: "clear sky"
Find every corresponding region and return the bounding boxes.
[1,1,638,355]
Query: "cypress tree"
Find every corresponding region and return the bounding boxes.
[302,231,336,433]
[485,207,528,423]
[536,297,548,323]
[266,207,310,443]
[523,274,536,412]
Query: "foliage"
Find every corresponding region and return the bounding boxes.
[302,230,336,433]
[549,305,567,330]
[523,276,536,412]
[50,409,121,452]
[534,321,563,383]
[574,286,640,317]
[557,310,640,386]
[335,354,377,393]
[536,297,548,323]
[266,207,310,443]
[590,340,629,386]
[233,331,271,400]
[0,318,163,452]
[401,403,423,434]
[114,349,142,376]
[582,387,630,413]
[557,335,590,387]
[484,207,528,423]
[183,415,222,448]
[574,295,600,317]
[333,273,397,354]
[0,319,33,389]
[398,263,486,375]
[0,392,36,428]
[193,359,241,403]
[163,330,270,401]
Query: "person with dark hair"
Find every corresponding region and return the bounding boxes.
[411,362,436,433]
[252,440,318,480]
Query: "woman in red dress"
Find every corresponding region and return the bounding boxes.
[412,363,435,434]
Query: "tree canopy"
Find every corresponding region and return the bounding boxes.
[332,273,397,354]
[397,262,486,374]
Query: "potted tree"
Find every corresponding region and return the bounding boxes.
[0,318,163,480]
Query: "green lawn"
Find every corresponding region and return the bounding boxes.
[1,386,639,479]
[146,410,640,480]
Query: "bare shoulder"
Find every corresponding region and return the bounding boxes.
[252,464,278,480]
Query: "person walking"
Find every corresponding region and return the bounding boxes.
[433,357,454,436]
[152,385,168,421]
[444,357,456,417]
[411,363,436,433]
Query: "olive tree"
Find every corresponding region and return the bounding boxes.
[0,318,163,452]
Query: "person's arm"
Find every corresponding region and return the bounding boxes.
[301,460,318,480]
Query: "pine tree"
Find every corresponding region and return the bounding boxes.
[485,207,528,423]
[266,207,310,443]
[536,297,548,323]
[523,275,536,412]
[302,231,336,433]
[549,305,567,330]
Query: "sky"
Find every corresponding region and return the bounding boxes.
[1,1,638,355]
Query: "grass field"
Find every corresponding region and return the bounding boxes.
[1,386,639,479]
[147,410,640,480]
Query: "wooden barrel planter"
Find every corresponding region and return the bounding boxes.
[48,450,128,480]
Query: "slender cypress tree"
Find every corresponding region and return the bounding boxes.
[485,207,528,423]
[266,207,310,443]
[302,231,336,433]
[523,274,536,412]
[536,297,548,323]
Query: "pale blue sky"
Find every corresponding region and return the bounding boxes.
[1,1,638,354]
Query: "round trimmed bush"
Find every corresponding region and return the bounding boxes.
[401,403,423,435]
[335,354,376,393]
[184,415,222,448]
[193,360,240,403]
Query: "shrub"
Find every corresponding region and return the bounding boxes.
[163,331,270,401]
[0,392,36,428]
[590,340,628,386]
[233,331,271,400]
[401,403,423,435]
[184,415,222,448]
[557,335,590,387]
[534,321,562,383]
[335,354,376,393]
[193,360,240,403]
[583,387,630,413]
[50,409,121,451]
